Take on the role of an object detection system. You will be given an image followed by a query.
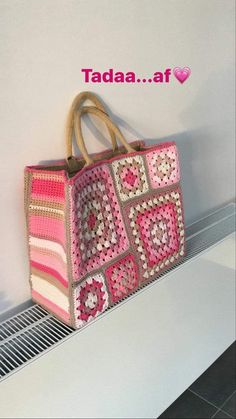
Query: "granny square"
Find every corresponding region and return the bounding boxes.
[146,144,180,188]
[105,254,139,303]
[70,165,129,280]
[74,273,109,328]
[112,155,149,201]
[126,189,185,281]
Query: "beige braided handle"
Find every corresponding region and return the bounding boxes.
[74,106,135,166]
[66,91,118,158]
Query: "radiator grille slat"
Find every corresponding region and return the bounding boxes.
[0,205,235,382]
[0,304,75,379]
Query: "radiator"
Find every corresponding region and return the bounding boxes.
[0,203,235,418]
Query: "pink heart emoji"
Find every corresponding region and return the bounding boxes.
[173,67,191,84]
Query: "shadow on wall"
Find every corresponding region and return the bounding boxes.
[181,64,235,129]
[178,64,235,224]
[0,292,12,316]
[0,295,33,323]
[38,122,233,227]
[114,64,235,225]
[39,63,234,226]
[112,118,233,226]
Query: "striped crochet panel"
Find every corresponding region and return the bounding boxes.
[25,170,71,324]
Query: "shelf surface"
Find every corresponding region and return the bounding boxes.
[0,231,235,418]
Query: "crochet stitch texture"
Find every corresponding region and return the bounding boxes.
[25,140,185,329]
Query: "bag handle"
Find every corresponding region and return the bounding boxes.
[66,91,118,158]
[74,106,135,166]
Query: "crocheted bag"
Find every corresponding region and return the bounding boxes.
[24,92,186,329]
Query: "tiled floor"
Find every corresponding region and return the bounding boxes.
[159,341,236,418]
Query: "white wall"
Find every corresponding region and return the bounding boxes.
[0,0,235,315]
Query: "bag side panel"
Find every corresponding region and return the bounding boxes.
[24,169,72,326]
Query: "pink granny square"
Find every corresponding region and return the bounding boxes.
[105,254,139,303]
[70,165,129,280]
[146,144,180,189]
[126,188,185,281]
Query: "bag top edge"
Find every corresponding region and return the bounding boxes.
[25,140,177,179]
